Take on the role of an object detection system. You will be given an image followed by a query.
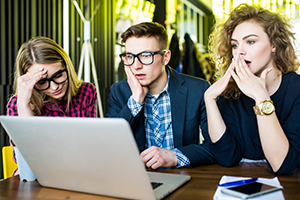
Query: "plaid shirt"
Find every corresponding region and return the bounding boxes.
[128,74,190,168]
[7,82,97,117]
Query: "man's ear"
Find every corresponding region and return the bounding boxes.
[163,50,171,65]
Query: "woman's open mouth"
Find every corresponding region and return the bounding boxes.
[244,60,251,67]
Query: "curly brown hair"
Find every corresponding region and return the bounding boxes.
[209,3,299,99]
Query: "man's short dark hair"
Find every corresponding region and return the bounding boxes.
[121,22,168,49]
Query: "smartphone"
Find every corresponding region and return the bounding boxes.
[221,181,283,199]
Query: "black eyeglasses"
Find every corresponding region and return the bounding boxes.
[119,50,167,66]
[35,68,68,91]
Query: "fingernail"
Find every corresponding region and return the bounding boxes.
[268,68,272,72]
[39,67,44,71]
[43,70,47,73]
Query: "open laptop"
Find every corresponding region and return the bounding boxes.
[0,116,190,200]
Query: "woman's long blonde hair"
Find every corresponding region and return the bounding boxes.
[209,3,299,99]
[13,36,83,114]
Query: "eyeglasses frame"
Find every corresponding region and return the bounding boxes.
[119,50,167,66]
[35,68,68,91]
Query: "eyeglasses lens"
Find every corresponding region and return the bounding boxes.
[35,70,68,91]
[121,52,153,66]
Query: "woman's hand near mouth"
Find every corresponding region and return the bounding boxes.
[231,55,270,101]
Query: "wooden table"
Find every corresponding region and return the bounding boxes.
[0,162,299,200]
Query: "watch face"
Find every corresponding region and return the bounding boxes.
[262,101,274,115]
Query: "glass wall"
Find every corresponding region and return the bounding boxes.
[177,0,206,52]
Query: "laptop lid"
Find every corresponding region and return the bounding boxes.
[0,116,190,200]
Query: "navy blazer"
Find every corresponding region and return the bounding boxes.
[106,66,216,166]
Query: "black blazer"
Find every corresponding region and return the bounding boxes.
[106,66,216,166]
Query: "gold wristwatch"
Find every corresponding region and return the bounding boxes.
[253,100,275,115]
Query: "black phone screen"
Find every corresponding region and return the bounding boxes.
[229,182,277,195]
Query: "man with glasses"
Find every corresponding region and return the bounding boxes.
[107,22,215,169]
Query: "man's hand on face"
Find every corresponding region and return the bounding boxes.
[140,146,178,170]
[125,65,148,103]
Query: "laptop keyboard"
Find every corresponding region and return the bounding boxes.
[151,182,164,189]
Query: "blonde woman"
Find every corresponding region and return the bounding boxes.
[6,36,97,177]
[7,36,97,117]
